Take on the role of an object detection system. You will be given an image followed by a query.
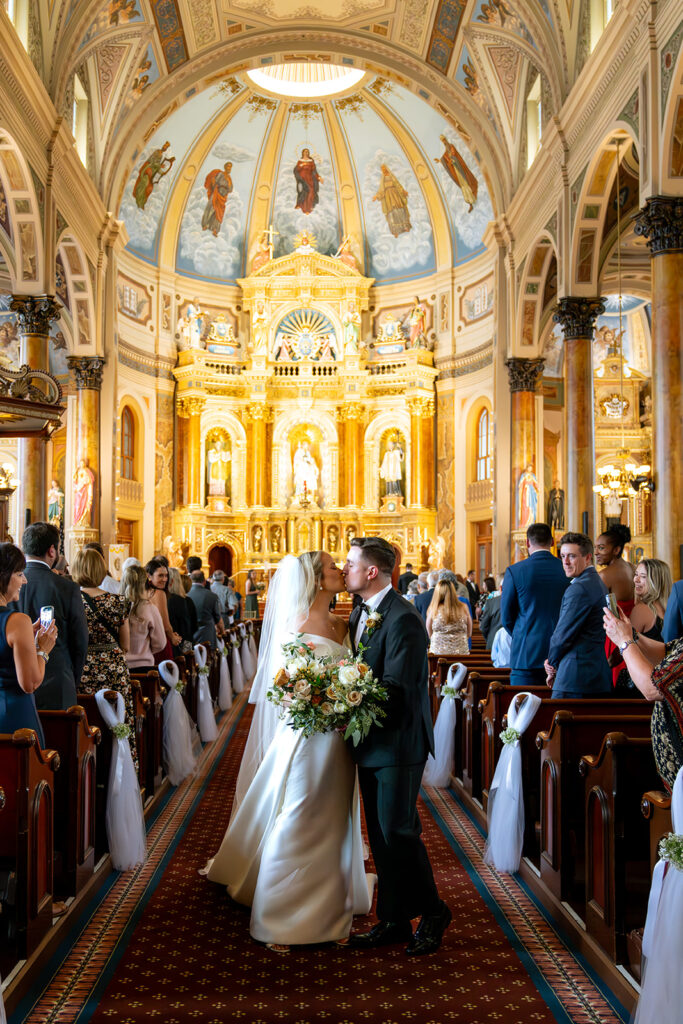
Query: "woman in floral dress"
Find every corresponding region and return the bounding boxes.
[71,547,137,771]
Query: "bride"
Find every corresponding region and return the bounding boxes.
[205,550,373,948]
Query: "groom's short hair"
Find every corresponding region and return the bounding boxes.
[350,537,396,576]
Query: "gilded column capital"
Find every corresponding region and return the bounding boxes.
[10,295,61,336]
[336,402,365,422]
[67,356,105,391]
[177,395,206,419]
[245,402,273,423]
[634,195,683,256]
[553,297,605,340]
[407,396,435,418]
[505,357,544,393]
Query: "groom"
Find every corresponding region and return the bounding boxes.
[343,537,450,955]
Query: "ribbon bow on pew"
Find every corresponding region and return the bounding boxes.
[238,622,257,683]
[230,632,245,694]
[484,691,542,874]
[193,644,218,743]
[158,660,198,785]
[215,638,233,711]
[423,662,467,788]
[94,689,147,872]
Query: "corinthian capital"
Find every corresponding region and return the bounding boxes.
[245,402,272,423]
[67,356,105,391]
[634,196,683,256]
[553,297,605,340]
[407,396,435,418]
[176,395,206,418]
[505,357,544,393]
[10,295,61,336]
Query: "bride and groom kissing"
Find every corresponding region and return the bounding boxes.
[203,536,451,955]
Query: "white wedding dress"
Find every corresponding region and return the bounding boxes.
[206,633,373,945]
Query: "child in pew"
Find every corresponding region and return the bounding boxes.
[0,542,57,746]
[121,564,167,669]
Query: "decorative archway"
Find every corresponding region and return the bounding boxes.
[208,543,233,578]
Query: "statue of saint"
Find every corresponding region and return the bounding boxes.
[379,436,404,496]
[251,300,268,354]
[178,300,203,349]
[407,297,428,349]
[252,525,263,552]
[47,479,65,527]
[73,460,95,527]
[327,525,339,553]
[342,301,361,355]
[345,524,356,548]
[207,439,231,497]
[517,465,539,530]
[547,479,565,530]
[270,524,282,553]
[292,441,319,500]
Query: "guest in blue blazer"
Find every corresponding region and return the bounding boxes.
[545,532,612,697]
[662,579,683,642]
[501,522,569,686]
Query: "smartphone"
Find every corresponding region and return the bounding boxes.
[40,605,54,629]
[605,592,618,616]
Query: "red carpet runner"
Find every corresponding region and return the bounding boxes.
[17,700,628,1024]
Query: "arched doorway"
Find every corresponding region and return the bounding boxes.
[208,544,233,577]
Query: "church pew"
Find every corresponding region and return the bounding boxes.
[428,653,495,723]
[537,711,651,917]
[452,666,508,789]
[640,788,672,875]
[579,732,661,963]
[479,682,548,812]
[38,707,100,900]
[460,669,511,801]
[129,670,164,797]
[76,691,122,858]
[176,655,199,726]
[130,679,150,799]
[0,729,59,969]
[208,647,221,705]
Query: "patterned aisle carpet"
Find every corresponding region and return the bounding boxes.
[13,703,630,1024]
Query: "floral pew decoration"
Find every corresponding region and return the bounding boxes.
[194,644,218,743]
[247,620,258,665]
[238,622,257,683]
[635,765,683,1024]
[423,662,467,788]
[158,660,198,786]
[215,638,233,711]
[230,631,245,694]
[94,689,147,872]
[484,691,542,873]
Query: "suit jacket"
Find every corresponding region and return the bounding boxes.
[348,589,434,768]
[414,587,434,621]
[188,585,222,647]
[479,593,502,650]
[663,580,683,642]
[12,560,88,710]
[397,570,418,595]
[466,580,480,607]
[547,565,612,695]
[501,550,569,673]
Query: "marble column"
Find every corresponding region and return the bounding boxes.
[176,396,205,507]
[635,196,683,577]
[67,356,105,544]
[408,397,435,508]
[10,295,60,526]
[553,297,605,537]
[505,357,544,558]
[246,403,271,507]
[338,403,364,507]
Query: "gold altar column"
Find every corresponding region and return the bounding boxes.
[10,296,60,525]
[67,357,105,543]
[505,358,544,559]
[246,403,270,507]
[177,396,205,507]
[408,397,435,508]
[635,197,683,577]
[554,298,605,537]
[339,404,364,507]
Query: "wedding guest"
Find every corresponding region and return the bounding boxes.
[52,555,69,577]
[121,564,166,669]
[465,569,480,609]
[144,558,180,662]
[84,541,120,594]
[0,543,57,745]
[244,569,260,618]
[188,570,223,649]
[415,570,439,620]
[398,563,418,595]
[630,559,672,642]
[210,570,230,617]
[167,567,197,655]
[663,579,683,642]
[226,577,241,621]
[596,524,636,683]
[475,576,496,620]
[426,578,471,656]
[479,575,504,651]
[405,580,420,604]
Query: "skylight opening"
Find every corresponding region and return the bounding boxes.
[247,63,365,99]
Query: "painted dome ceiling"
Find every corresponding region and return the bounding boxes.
[118,69,494,286]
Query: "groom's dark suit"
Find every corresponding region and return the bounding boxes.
[349,588,441,923]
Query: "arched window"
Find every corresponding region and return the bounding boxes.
[121,407,135,480]
[476,409,492,481]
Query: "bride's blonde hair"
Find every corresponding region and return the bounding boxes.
[299,550,325,608]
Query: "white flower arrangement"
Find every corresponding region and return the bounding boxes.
[197,665,210,677]
[500,726,521,746]
[658,832,683,872]
[365,610,383,637]
[112,722,131,740]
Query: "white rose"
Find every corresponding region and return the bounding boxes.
[286,656,308,678]
[347,690,363,706]
[334,702,346,714]
[294,680,311,698]
[338,664,361,688]
[320,701,334,716]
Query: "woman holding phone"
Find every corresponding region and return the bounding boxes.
[0,543,58,745]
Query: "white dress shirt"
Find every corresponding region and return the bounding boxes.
[354,582,393,647]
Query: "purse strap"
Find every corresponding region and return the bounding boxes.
[81,591,122,647]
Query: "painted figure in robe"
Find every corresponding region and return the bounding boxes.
[133,142,174,210]
[517,465,539,530]
[379,437,404,497]
[334,236,359,271]
[436,135,478,212]
[292,441,319,499]
[207,440,231,497]
[251,230,272,272]
[73,460,95,527]
[373,165,411,237]
[408,298,428,348]
[202,162,233,237]
[547,480,565,531]
[294,149,322,215]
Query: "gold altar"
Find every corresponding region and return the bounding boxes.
[172,244,438,576]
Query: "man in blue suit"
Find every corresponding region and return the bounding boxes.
[501,522,569,686]
[545,532,612,697]
[663,580,683,642]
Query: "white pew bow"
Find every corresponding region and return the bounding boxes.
[423,662,467,787]
[158,660,198,785]
[194,644,218,742]
[94,689,147,871]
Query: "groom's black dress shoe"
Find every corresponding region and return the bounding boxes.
[347,920,413,949]
[405,901,451,956]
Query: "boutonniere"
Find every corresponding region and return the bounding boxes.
[365,610,383,637]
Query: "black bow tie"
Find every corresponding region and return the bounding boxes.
[360,602,371,614]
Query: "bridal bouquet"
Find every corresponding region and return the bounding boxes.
[266,636,387,745]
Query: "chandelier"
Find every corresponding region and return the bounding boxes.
[592,137,654,506]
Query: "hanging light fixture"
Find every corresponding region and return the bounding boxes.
[593,137,654,505]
